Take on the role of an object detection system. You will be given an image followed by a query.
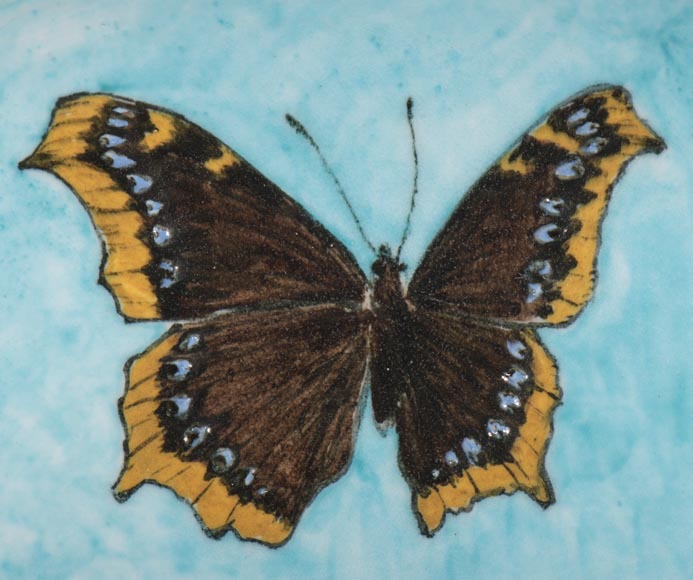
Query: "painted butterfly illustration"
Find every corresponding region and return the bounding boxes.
[20,85,664,546]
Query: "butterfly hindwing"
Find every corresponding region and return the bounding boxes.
[20,93,366,321]
[114,304,369,546]
[388,310,560,535]
[409,86,665,325]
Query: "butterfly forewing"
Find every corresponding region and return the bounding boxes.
[408,86,665,325]
[20,93,366,321]
[114,304,369,545]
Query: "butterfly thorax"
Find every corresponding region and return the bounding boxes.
[370,245,415,425]
[371,245,409,315]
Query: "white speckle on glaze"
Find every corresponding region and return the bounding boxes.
[526,282,543,304]
[502,366,529,390]
[158,259,179,289]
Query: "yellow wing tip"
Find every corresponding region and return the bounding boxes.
[19,147,60,172]
[20,100,163,321]
[598,87,666,150]
[18,153,42,170]
[19,93,124,171]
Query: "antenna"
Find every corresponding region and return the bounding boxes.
[286,114,376,255]
[395,97,419,261]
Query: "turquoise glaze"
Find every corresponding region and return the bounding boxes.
[1,1,691,578]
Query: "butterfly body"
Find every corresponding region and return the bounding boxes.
[21,86,664,545]
[369,244,415,425]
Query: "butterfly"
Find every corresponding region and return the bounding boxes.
[20,85,664,546]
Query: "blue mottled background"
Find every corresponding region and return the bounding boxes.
[1,1,691,578]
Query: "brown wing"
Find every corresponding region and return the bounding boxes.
[409,85,665,325]
[113,304,368,546]
[19,93,366,321]
[389,309,560,535]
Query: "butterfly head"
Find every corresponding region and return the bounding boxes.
[371,244,410,315]
[372,244,406,278]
